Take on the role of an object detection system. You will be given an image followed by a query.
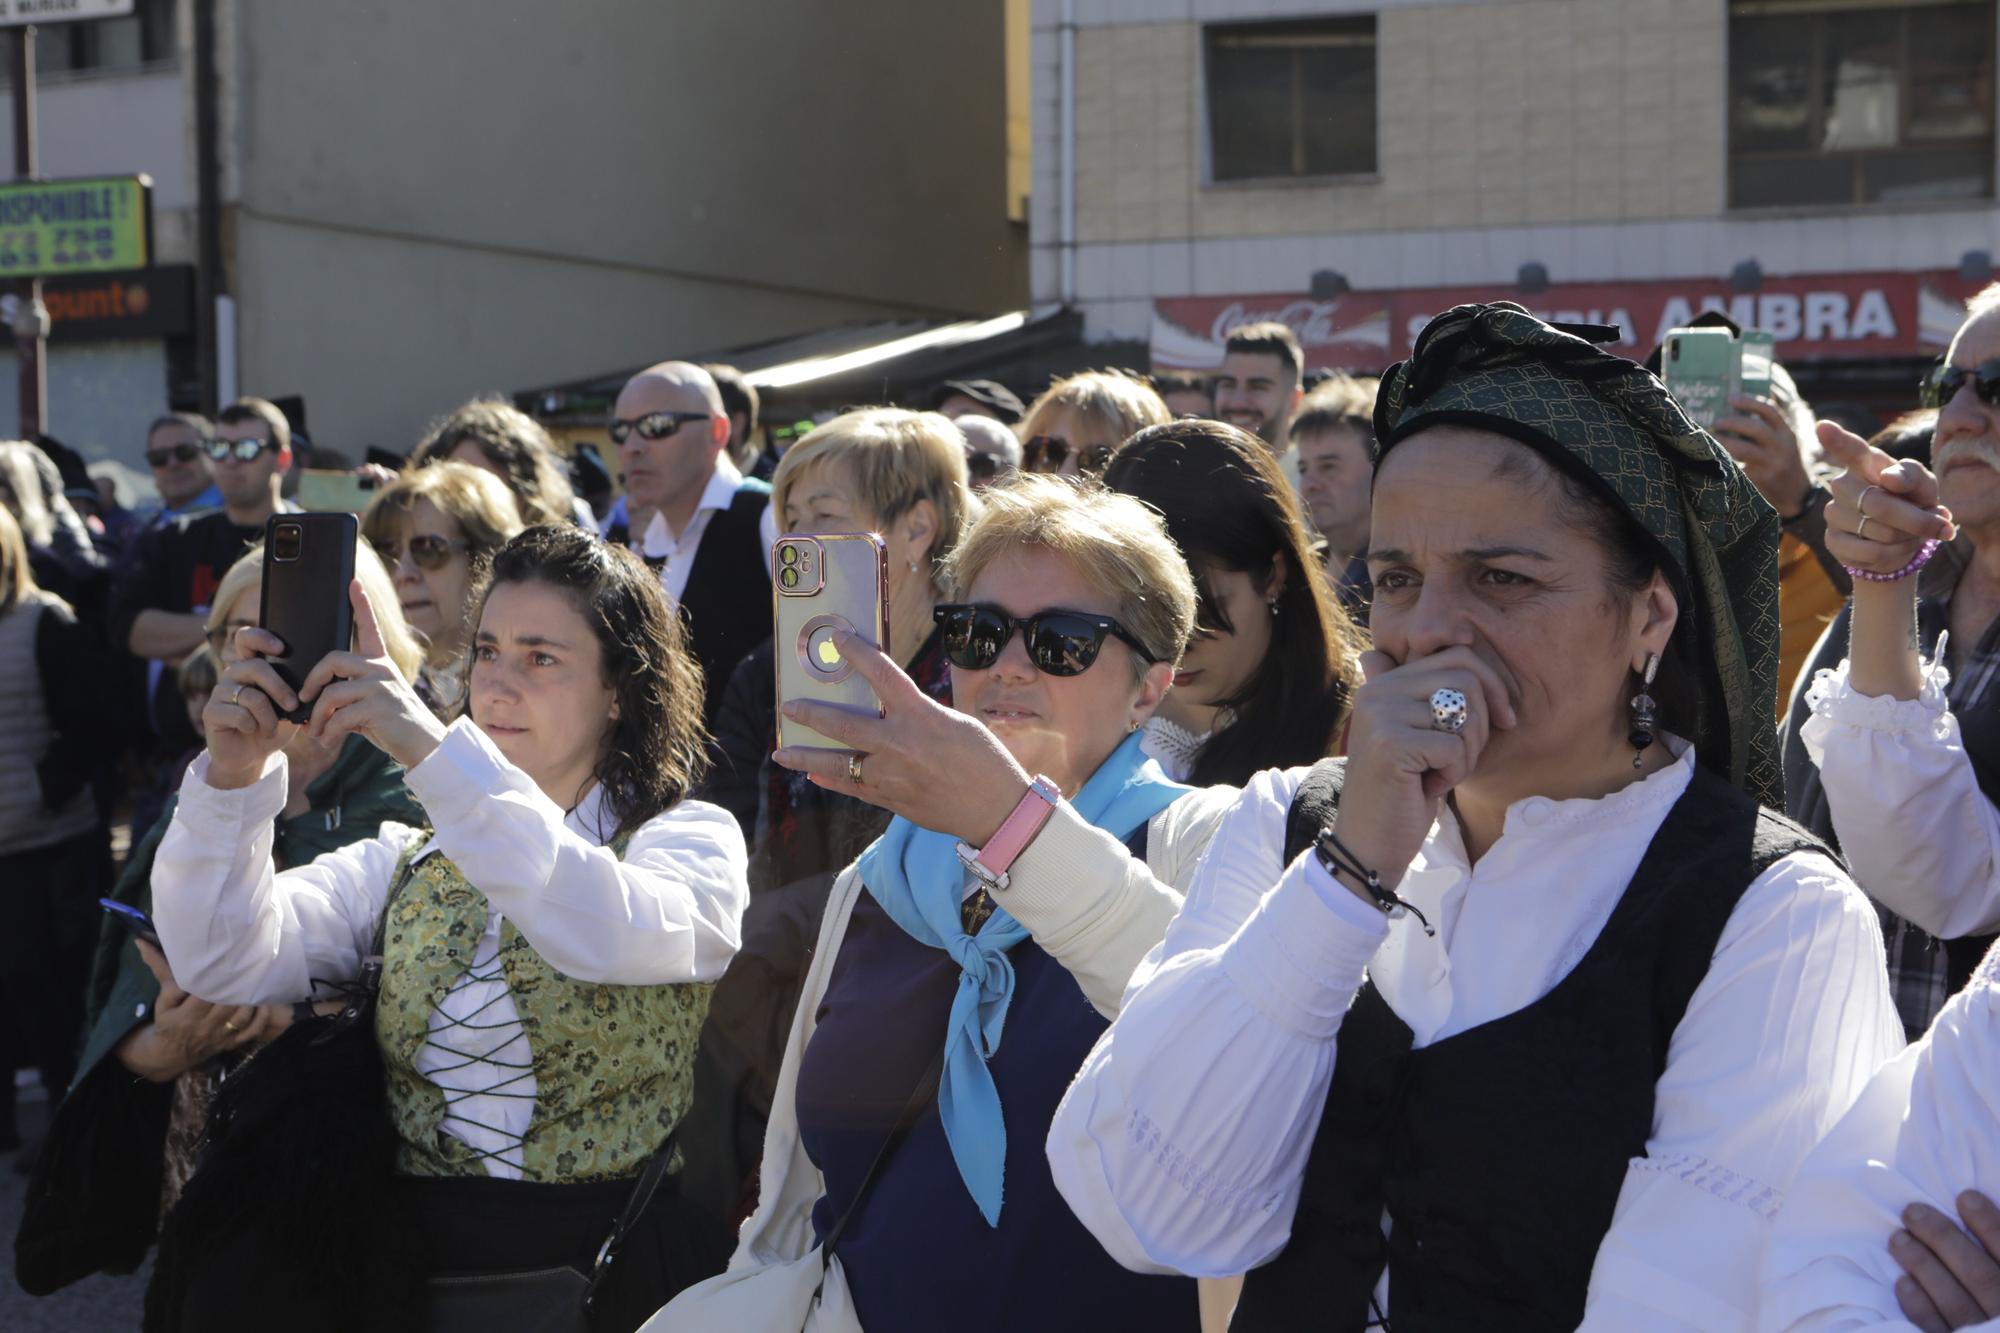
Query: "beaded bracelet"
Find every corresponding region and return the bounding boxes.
[1312,826,1436,937]
[1845,537,1943,584]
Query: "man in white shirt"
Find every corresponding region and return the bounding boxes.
[606,360,776,725]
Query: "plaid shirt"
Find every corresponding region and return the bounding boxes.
[1783,542,2000,1040]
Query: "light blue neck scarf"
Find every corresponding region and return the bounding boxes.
[856,730,1189,1226]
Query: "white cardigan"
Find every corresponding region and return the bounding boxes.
[730,783,1239,1273]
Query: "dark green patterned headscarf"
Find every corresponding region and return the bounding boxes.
[1371,302,1783,808]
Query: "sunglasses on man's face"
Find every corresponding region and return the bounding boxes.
[373,533,469,572]
[609,410,711,445]
[146,442,204,469]
[933,603,1159,677]
[205,437,275,463]
[1921,358,2000,410]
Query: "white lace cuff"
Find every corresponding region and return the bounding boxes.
[1803,655,1952,739]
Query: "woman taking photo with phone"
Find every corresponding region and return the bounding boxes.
[1045,304,1901,1331]
[658,478,1234,1333]
[1102,419,1360,786]
[147,524,747,1331]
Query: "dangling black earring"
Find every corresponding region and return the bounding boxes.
[1628,652,1661,768]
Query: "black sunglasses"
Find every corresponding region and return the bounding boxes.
[1023,434,1114,476]
[934,602,1159,676]
[1921,357,2000,410]
[372,533,469,572]
[205,437,276,463]
[145,442,204,468]
[609,410,711,445]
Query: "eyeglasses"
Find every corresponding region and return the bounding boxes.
[204,622,255,656]
[205,437,275,463]
[1023,435,1114,475]
[373,533,469,571]
[145,442,203,468]
[965,452,1009,483]
[933,602,1159,676]
[609,410,712,445]
[1921,358,2000,410]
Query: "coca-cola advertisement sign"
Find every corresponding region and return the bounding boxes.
[1151,269,1985,371]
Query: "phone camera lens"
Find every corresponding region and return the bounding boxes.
[780,567,799,589]
[780,545,798,566]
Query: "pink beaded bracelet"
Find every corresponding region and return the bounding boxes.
[1845,538,1943,583]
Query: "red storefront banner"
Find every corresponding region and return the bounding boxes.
[1151,269,1987,372]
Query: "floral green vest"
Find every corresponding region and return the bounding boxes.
[374,828,714,1183]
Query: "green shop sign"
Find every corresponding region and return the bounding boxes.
[0,175,151,278]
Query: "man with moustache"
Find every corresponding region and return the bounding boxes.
[1212,322,1306,455]
[1782,286,2000,1038]
[605,359,774,727]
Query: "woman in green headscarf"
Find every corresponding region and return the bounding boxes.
[1046,304,1902,1332]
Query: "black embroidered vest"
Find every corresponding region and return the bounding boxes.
[675,480,771,730]
[1231,759,1822,1332]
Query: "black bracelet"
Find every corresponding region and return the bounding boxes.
[1312,826,1435,937]
[1780,484,1825,529]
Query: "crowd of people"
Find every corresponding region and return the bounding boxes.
[2,300,1999,1332]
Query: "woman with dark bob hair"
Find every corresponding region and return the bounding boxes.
[1045,305,1901,1331]
[145,524,748,1330]
[1103,419,1360,787]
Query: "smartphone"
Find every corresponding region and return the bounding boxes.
[259,512,358,723]
[1736,330,1777,400]
[773,533,889,751]
[99,898,161,948]
[1661,327,1737,431]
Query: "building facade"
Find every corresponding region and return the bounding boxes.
[12,0,1028,484]
[1029,0,2000,419]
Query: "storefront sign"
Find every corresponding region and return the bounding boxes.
[0,263,193,341]
[1152,269,1986,371]
[0,175,151,278]
[0,0,134,22]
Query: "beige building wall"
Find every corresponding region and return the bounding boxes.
[1033,0,2000,345]
[225,0,1028,451]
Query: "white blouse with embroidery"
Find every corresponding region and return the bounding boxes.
[152,717,748,1179]
[1045,740,1903,1331]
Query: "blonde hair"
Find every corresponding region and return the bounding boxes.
[410,396,575,529]
[771,408,973,594]
[0,442,54,547]
[1021,371,1172,474]
[946,474,1195,672]
[361,459,524,572]
[0,504,31,614]
[206,538,427,685]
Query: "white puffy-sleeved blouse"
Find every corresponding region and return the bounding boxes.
[152,717,749,1179]
[1046,740,1902,1331]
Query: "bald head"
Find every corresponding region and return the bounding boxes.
[619,361,725,418]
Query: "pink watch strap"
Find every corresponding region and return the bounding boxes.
[975,776,1061,880]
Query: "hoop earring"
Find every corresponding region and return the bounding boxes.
[1628,652,1661,768]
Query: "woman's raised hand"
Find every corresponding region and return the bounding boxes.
[1329,645,1517,892]
[771,629,1032,847]
[204,627,304,790]
[1820,421,1956,577]
[297,579,446,769]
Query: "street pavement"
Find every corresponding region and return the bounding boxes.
[0,1082,149,1330]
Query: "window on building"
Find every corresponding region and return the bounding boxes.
[24,0,177,77]
[1729,0,1994,208]
[1205,17,1377,183]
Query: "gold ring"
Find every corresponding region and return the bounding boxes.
[1859,484,1881,518]
[847,753,864,784]
[1857,514,1872,540]
[223,1020,241,1033]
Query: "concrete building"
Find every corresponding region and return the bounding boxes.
[13,0,1028,484]
[1029,0,2000,418]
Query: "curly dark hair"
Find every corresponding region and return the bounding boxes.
[1104,419,1361,787]
[470,524,708,838]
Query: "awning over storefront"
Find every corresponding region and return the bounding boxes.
[519,306,1088,425]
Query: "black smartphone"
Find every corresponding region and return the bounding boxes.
[99,898,161,948]
[259,512,357,723]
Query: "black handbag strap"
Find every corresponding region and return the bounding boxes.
[583,1130,680,1308]
[819,1045,947,1269]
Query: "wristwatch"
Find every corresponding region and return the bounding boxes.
[955,776,1062,893]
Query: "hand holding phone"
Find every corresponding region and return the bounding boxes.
[773,534,891,751]
[260,513,358,723]
[99,898,161,947]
